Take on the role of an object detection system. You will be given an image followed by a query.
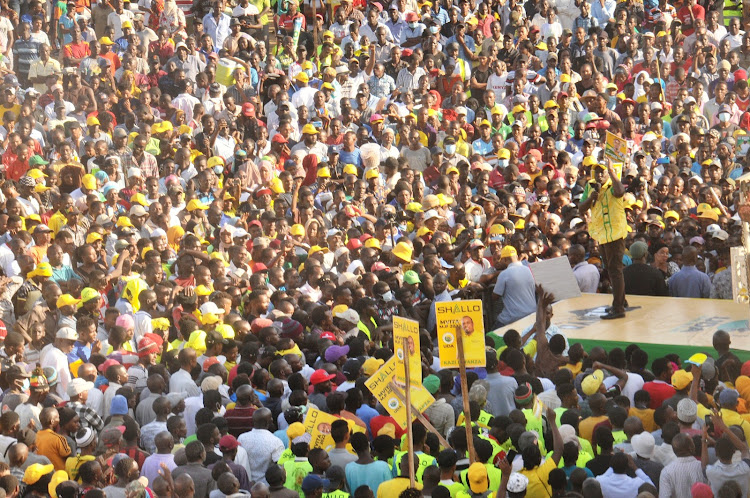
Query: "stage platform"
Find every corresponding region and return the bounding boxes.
[488,294,750,362]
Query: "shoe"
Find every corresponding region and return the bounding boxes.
[604,300,629,313]
[601,311,625,320]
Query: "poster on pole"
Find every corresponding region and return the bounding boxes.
[393,316,422,386]
[436,300,487,369]
[365,356,434,429]
[303,407,339,451]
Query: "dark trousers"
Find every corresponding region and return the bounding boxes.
[601,238,626,313]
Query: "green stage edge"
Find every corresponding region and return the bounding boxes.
[486,333,750,364]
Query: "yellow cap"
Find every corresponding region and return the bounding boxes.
[302,123,319,135]
[195,285,212,296]
[207,156,224,168]
[446,166,459,175]
[497,148,511,160]
[290,224,305,237]
[187,199,209,211]
[364,238,381,250]
[343,164,358,175]
[560,74,571,83]
[117,216,134,228]
[86,115,100,126]
[27,169,47,179]
[478,119,491,128]
[56,294,81,308]
[511,104,526,115]
[543,100,559,110]
[295,72,309,83]
[365,168,379,180]
[664,210,679,220]
[130,193,147,206]
[317,167,331,178]
[98,36,114,45]
[500,245,517,258]
[86,232,103,244]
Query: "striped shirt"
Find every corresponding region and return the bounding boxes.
[659,456,706,498]
[14,38,40,79]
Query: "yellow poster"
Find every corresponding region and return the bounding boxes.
[604,131,629,169]
[393,316,422,387]
[436,299,487,368]
[303,407,339,451]
[365,356,434,429]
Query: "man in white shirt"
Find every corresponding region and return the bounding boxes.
[40,327,78,401]
[170,348,201,398]
[569,244,600,293]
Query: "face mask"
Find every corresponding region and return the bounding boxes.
[214,165,223,174]
[498,159,509,168]
[555,140,566,151]
[429,25,438,34]
[445,144,457,155]
[382,291,393,301]
[719,112,730,122]
[409,22,418,28]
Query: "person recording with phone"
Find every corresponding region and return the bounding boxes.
[579,158,628,320]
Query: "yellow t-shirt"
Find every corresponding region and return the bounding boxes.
[519,457,556,497]
[377,478,423,498]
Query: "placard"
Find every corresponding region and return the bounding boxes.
[529,256,583,302]
[303,407,339,451]
[436,300,486,368]
[605,131,629,165]
[364,356,434,429]
[393,316,422,386]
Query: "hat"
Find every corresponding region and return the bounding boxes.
[310,369,336,385]
[719,388,740,406]
[287,422,306,441]
[629,241,648,260]
[392,241,413,262]
[325,345,350,362]
[187,199,209,211]
[85,233,103,244]
[500,245,517,258]
[56,327,78,341]
[110,395,128,416]
[422,374,440,394]
[342,359,362,377]
[137,337,159,357]
[467,463,489,494]
[98,36,114,45]
[129,204,147,217]
[6,365,30,379]
[631,432,655,459]
[201,375,223,392]
[582,369,605,396]
[676,398,698,424]
[363,357,384,376]
[514,382,533,405]
[67,378,94,398]
[301,474,330,494]
[506,473,529,494]
[404,270,421,285]
[23,463,54,485]
[242,102,255,117]
[302,123,319,135]
[75,427,96,448]
[100,426,125,446]
[219,434,240,451]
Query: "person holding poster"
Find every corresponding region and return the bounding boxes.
[579,158,628,320]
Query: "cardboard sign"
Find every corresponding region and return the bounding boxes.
[436,300,487,368]
[605,131,629,165]
[393,316,422,386]
[303,407,340,451]
[365,356,434,429]
[529,256,582,302]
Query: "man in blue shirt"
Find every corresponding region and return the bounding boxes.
[668,246,712,298]
[472,120,494,159]
[493,245,537,327]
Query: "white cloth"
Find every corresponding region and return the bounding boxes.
[237,428,284,484]
[40,347,72,401]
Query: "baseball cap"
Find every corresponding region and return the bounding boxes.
[581,369,605,396]
[301,474,330,493]
[219,434,240,451]
[325,345,350,362]
[467,463,489,494]
[310,369,336,385]
[363,357,384,376]
[56,327,78,341]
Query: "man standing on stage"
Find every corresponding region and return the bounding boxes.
[580,158,628,319]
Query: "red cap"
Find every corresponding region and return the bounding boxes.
[371,262,389,272]
[251,262,268,273]
[272,134,288,143]
[526,149,542,161]
[735,69,748,81]
[405,11,418,21]
[255,188,272,198]
[401,48,414,57]
[359,233,373,242]
[310,369,336,385]
[0,320,7,340]
[203,356,221,372]
[242,102,255,117]
[251,318,274,334]
[137,337,159,357]
[346,238,362,250]
[219,434,240,450]
[98,358,121,373]
[144,332,164,347]
[320,331,337,341]
[248,220,262,228]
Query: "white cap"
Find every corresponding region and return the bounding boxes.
[455,106,467,115]
[67,378,94,397]
[424,209,440,221]
[56,327,79,341]
[200,302,225,315]
[128,167,143,178]
[336,309,360,324]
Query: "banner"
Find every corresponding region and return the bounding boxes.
[436,299,486,368]
[393,316,421,386]
[365,356,434,429]
[303,407,340,451]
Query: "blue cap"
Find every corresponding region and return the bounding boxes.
[301,474,330,493]
[328,145,340,155]
[656,157,670,164]
[110,394,129,416]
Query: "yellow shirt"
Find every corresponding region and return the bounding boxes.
[519,457,556,497]
[579,415,608,443]
[588,182,628,244]
[377,478,423,498]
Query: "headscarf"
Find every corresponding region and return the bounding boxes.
[122,278,148,311]
[167,226,185,252]
[302,153,318,186]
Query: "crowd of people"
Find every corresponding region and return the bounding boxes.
[0,0,746,495]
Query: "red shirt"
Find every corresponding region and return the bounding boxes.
[642,380,676,409]
[64,42,91,60]
[5,158,29,182]
[99,52,121,76]
[278,13,305,33]
[677,4,705,36]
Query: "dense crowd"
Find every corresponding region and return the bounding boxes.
[0,0,746,496]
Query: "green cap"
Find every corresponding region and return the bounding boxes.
[28,155,49,166]
[423,374,440,395]
[403,270,421,285]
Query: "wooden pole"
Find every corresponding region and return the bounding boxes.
[456,324,476,463]
[388,381,452,450]
[402,337,416,488]
[311,0,318,56]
